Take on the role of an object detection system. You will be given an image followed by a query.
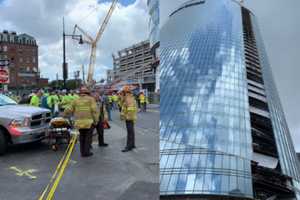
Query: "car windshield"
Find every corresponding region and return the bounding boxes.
[0,94,17,106]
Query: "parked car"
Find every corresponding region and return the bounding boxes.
[0,94,51,155]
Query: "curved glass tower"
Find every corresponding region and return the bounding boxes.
[147,0,160,93]
[160,0,300,199]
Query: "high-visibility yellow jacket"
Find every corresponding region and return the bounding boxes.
[60,95,72,109]
[65,95,99,129]
[108,95,113,103]
[73,94,79,100]
[121,93,137,122]
[112,95,118,102]
[118,95,123,107]
[47,95,59,108]
[139,94,146,103]
[30,95,40,107]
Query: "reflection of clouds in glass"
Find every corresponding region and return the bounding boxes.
[185,174,196,192]
[194,173,204,191]
[160,0,253,197]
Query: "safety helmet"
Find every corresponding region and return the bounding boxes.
[79,86,90,94]
[123,85,130,93]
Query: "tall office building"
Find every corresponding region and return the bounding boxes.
[160,0,300,199]
[147,0,160,93]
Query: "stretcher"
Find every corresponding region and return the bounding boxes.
[47,117,72,151]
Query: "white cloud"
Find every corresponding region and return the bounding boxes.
[0,0,149,81]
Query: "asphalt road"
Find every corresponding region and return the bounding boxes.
[0,105,159,200]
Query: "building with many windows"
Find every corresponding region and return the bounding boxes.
[109,40,156,92]
[147,0,160,93]
[160,0,300,199]
[0,30,40,89]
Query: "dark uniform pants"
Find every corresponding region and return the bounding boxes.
[79,128,93,156]
[96,121,105,145]
[125,120,135,149]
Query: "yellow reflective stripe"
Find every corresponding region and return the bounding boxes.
[127,107,136,111]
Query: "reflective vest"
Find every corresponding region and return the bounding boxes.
[112,95,118,102]
[121,93,137,122]
[47,95,59,108]
[108,95,113,103]
[61,95,72,109]
[65,95,99,129]
[139,94,146,103]
[30,95,40,107]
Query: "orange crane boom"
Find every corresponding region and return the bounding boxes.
[73,0,118,86]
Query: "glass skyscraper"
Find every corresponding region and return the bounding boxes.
[147,0,160,93]
[160,0,300,199]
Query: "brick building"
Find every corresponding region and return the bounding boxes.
[0,30,42,90]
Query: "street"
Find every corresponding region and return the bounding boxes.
[0,105,159,200]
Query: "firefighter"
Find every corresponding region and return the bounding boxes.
[120,85,137,152]
[105,93,112,121]
[65,86,98,157]
[117,91,124,112]
[94,91,109,147]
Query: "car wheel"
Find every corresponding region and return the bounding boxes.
[0,130,7,155]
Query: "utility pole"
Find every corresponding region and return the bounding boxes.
[62,17,68,89]
[81,64,85,84]
[56,73,59,89]
[62,17,83,89]
[74,70,80,89]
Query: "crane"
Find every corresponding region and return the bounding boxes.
[72,0,118,86]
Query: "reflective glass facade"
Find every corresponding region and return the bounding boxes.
[147,0,159,48]
[250,13,300,181]
[160,0,253,198]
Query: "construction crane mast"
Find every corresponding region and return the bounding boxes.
[73,0,118,86]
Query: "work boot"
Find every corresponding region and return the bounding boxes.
[122,147,132,152]
[99,143,109,147]
[82,152,93,157]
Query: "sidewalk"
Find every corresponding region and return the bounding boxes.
[54,116,159,200]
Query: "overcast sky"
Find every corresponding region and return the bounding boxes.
[0,0,149,81]
[161,0,300,151]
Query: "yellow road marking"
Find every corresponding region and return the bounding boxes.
[45,135,77,200]
[38,134,78,200]
[9,166,37,179]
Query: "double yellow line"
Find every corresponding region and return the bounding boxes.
[38,133,78,200]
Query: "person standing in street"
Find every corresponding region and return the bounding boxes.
[120,85,137,152]
[103,93,112,121]
[30,90,43,107]
[139,92,146,112]
[117,91,124,112]
[94,91,109,147]
[60,90,72,112]
[40,92,50,109]
[64,86,98,157]
[47,90,60,117]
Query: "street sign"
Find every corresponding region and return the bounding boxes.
[0,67,9,84]
[0,59,9,67]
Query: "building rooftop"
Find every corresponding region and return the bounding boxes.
[0,30,37,46]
